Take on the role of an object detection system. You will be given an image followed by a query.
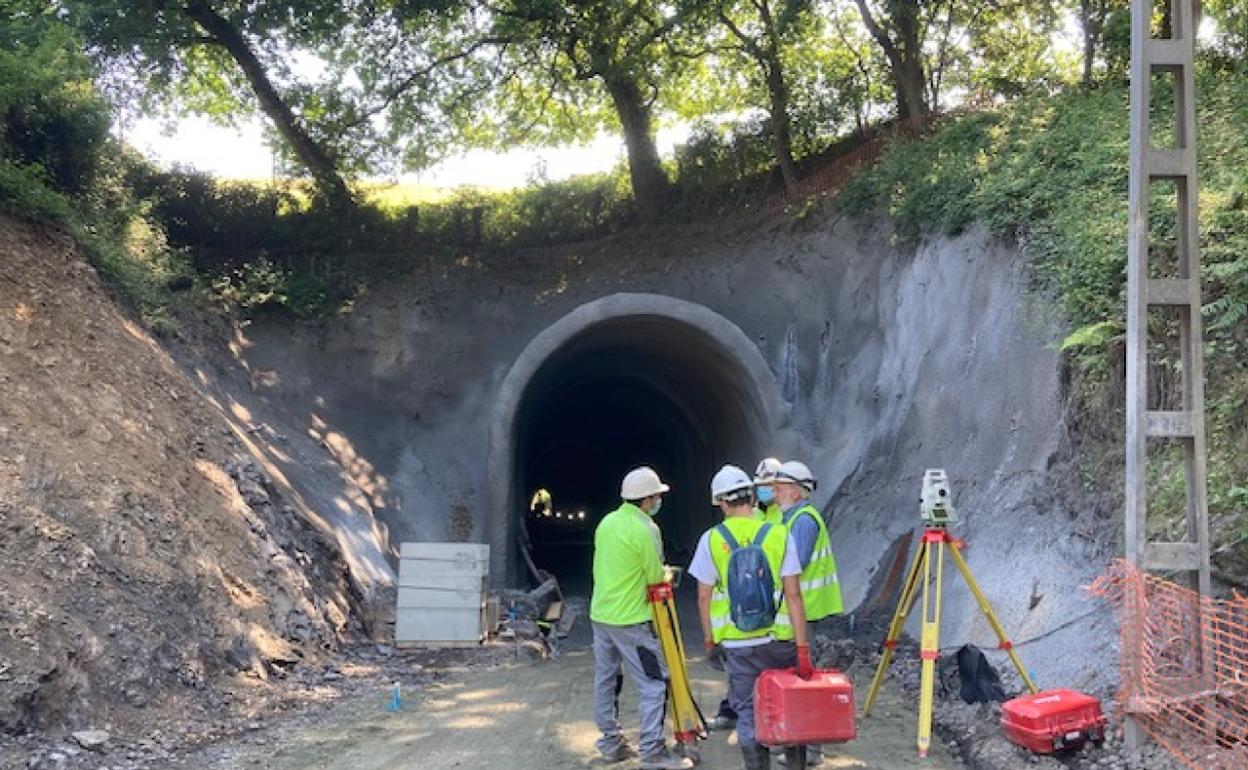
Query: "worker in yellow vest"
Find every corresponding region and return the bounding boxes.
[772,460,843,766]
[689,465,813,770]
[773,461,842,621]
[708,456,784,731]
[589,466,693,770]
[753,457,783,524]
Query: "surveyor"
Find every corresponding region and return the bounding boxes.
[773,461,842,623]
[708,455,785,732]
[689,464,814,770]
[772,460,843,766]
[529,487,552,517]
[754,457,783,524]
[589,466,693,770]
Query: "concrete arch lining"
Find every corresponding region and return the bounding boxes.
[487,293,787,585]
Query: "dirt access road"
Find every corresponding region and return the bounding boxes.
[178,650,961,770]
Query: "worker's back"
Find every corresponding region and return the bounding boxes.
[590,502,664,626]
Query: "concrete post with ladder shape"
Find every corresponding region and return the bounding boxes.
[1124,0,1212,752]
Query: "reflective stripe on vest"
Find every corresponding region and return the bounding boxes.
[707,518,794,644]
[782,503,843,621]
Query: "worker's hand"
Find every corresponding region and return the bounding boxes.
[705,641,726,671]
[796,643,814,680]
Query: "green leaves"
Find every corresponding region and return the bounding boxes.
[1059,320,1123,351]
[842,65,1248,524]
[0,10,111,194]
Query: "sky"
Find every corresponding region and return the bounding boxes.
[125,114,691,190]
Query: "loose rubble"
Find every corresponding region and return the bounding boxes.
[811,614,1188,770]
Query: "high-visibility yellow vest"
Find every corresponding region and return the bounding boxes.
[761,501,783,525]
[707,517,794,644]
[782,502,843,621]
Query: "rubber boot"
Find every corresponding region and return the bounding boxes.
[741,744,771,770]
[783,746,806,770]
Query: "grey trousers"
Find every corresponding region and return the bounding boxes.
[725,640,797,749]
[592,621,669,756]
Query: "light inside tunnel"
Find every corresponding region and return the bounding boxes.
[513,315,773,593]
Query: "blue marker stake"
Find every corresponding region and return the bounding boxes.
[388,681,402,711]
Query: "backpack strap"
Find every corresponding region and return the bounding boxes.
[752,522,773,547]
[715,522,739,552]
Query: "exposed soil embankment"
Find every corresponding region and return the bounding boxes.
[0,215,361,744]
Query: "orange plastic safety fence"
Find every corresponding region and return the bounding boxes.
[1090,560,1248,770]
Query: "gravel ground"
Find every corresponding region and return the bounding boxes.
[812,617,1188,770]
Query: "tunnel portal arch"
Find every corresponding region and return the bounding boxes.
[488,293,787,587]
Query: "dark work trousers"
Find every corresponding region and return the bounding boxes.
[725,640,797,749]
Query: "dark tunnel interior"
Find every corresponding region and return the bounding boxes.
[513,316,772,594]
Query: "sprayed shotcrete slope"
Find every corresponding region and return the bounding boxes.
[186,208,1120,691]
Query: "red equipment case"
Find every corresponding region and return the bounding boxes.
[1001,689,1106,754]
[754,669,857,746]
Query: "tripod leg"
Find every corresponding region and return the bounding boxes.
[917,538,945,758]
[664,592,705,739]
[864,538,928,715]
[947,544,1038,694]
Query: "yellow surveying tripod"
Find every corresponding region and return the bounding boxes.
[648,579,707,762]
[863,509,1038,757]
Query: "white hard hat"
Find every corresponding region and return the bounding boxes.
[621,466,670,500]
[753,457,782,484]
[776,460,817,491]
[711,464,754,504]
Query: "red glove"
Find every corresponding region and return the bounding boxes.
[796,643,814,679]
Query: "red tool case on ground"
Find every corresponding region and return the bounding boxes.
[1001,689,1106,754]
[754,669,857,746]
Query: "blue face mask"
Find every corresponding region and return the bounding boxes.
[648,499,662,517]
[756,486,775,504]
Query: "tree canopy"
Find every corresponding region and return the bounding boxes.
[32,0,1248,212]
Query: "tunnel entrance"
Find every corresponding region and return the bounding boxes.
[489,294,786,592]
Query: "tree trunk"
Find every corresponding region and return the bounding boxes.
[603,75,670,221]
[893,56,928,131]
[764,58,799,196]
[756,0,798,196]
[854,0,929,132]
[182,0,353,210]
[891,1,929,131]
[1079,0,1103,88]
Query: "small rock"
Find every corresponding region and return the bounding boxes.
[123,686,148,708]
[71,730,110,751]
[237,479,270,507]
[29,751,68,770]
[225,634,257,672]
[322,670,343,681]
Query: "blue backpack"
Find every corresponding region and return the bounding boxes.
[715,522,778,632]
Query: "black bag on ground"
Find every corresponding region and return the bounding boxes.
[956,643,1007,704]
